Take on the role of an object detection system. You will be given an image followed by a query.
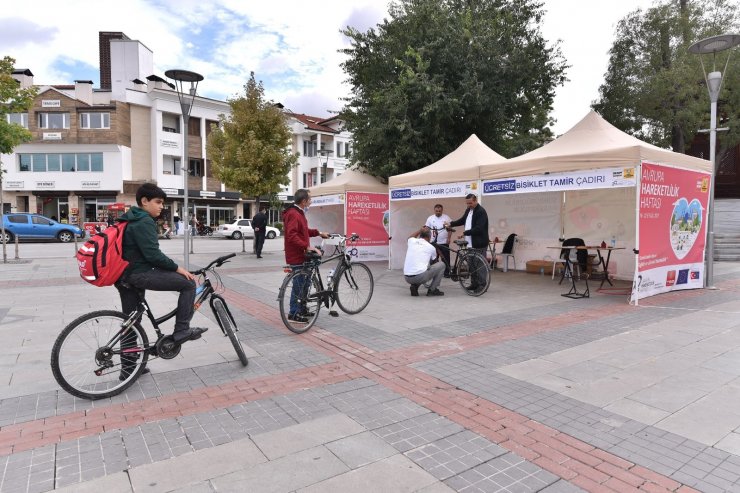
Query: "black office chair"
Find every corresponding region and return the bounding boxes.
[559,237,587,284]
[495,233,518,272]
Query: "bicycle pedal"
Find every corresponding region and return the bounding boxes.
[329,310,339,317]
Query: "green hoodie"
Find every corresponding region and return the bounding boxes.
[119,206,178,275]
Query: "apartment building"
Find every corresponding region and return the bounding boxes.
[2,33,239,229]
[285,113,352,196]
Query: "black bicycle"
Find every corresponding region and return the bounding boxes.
[427,226,491,296]
[51,254,247,400]
[278,233,374,334]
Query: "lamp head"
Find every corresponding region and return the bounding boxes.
[708,71,722,101]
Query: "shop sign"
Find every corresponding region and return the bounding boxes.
[160,139,179,149]
[482,167,636,195]
[312,194,344,206]
[389,181,477,201]
[200,191,216,198]
[35,181,55,189]
[71,208,79,215]
[4,181,24,189]
[41,100,61,107]
[81,181,100,189]
[162,188,179,195]
[43,132,62,140]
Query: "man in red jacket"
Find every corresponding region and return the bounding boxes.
[283,189,329,322]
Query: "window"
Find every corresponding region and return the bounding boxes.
[79,112,110,129]
[32,216,52,226]
[162,113,180,133]
[7,215,27,224]
[6,113,28,128]
[303,140,317,157]
[238,220,250,227]
[17,153,104,172]
[189,158,203,177]
[37,113,70,129]
[188,117,201,136]
[336,142,344,158]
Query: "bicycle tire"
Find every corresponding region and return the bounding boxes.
[211,296,248,366]
[50,310,149,400]
[458,251,491,297]
[334,262,374,314]
[278,269,321,333]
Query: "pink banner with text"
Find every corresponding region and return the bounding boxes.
[634,162,710,300]
[346,192,389,261]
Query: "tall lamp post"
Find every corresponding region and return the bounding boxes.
[165,69,204,270]
[0,160,7,264]
[317,149,333,185]
[689,34,740,289]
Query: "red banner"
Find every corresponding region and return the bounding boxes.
[635,162,710,300]
[345,192,389,261]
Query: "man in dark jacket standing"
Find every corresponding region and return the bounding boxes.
[446,194,489,291]
[283,189,328,322]
[252,206,268,258]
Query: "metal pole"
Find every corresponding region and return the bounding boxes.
[706,98,717,288]
[14,234,19,259]
[183,113,190,270]
[0,162,6,264]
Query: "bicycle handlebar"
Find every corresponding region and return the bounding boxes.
[424,225,456,232]
[191,253,236,275]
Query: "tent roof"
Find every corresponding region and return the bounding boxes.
[479,110,711,179]
[389,134,506,187]
[309,169,387,196]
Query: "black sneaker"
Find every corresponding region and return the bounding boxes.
[410,284,420,297]
[119,367,149,382]
[172,327,208,343]
[288,313,309,323]
[427,288,444,296]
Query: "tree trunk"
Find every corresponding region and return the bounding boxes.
[672,124,685,153]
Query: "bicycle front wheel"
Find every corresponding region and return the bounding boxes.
[50,310,149,400]
[211,295,248,366]
[458,251,491,297]
[334,262,374,314]
[278,269,321,333]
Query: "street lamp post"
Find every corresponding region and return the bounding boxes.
[317,149,333,185]
[689,34,740,289]
[165,69,204,270]
[0,160,7,264]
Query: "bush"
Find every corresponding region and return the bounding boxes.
[272,222,283,233]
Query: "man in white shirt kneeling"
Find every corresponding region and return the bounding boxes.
[404,227,444,297]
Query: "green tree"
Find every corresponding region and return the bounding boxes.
[593,0,740,154]
[0,56,36,155]
[206,73,297,204]
[340,0,567,180]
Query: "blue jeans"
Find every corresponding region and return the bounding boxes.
[289,265,311,316]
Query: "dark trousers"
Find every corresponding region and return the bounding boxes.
[289,265,311,316]
[255,230,266,256]
[117,268,196,333]
[471,247,487,287]
[433,241,451,275]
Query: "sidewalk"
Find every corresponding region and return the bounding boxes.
[1,246,740,492]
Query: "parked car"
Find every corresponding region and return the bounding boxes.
[215,219,280,240]
[1,213,85,243]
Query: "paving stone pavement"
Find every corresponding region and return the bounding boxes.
[1,250,740,492]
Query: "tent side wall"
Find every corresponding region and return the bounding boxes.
[307,204,344,248]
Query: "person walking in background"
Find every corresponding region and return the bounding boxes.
[446,194,489,291]
[252,206,268,258]
[425,203,452,277]
[283,189,329,322]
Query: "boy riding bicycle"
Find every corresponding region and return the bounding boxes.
[116,184,207,378]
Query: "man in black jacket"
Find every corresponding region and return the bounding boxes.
[446,194,489,290]
[252,206,268,258]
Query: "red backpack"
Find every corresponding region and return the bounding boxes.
[76,222,129,286]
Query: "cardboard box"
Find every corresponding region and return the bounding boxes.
[526,260,555,275]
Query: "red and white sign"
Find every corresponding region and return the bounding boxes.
[633,162,710,301]
[83,222,108,236]
[345,192,389,261]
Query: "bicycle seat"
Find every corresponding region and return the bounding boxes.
[454,239,468,247]
[116,280,145,296]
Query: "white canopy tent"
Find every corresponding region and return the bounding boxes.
[388,134,507,269]
[478,111,711,300]
[307,169,389,261]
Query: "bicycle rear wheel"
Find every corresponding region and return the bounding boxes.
[211,295,248,366]
[50,310,149,400]
[458,251,491,296]
[278,269,321,333]
[334,262,374,314]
